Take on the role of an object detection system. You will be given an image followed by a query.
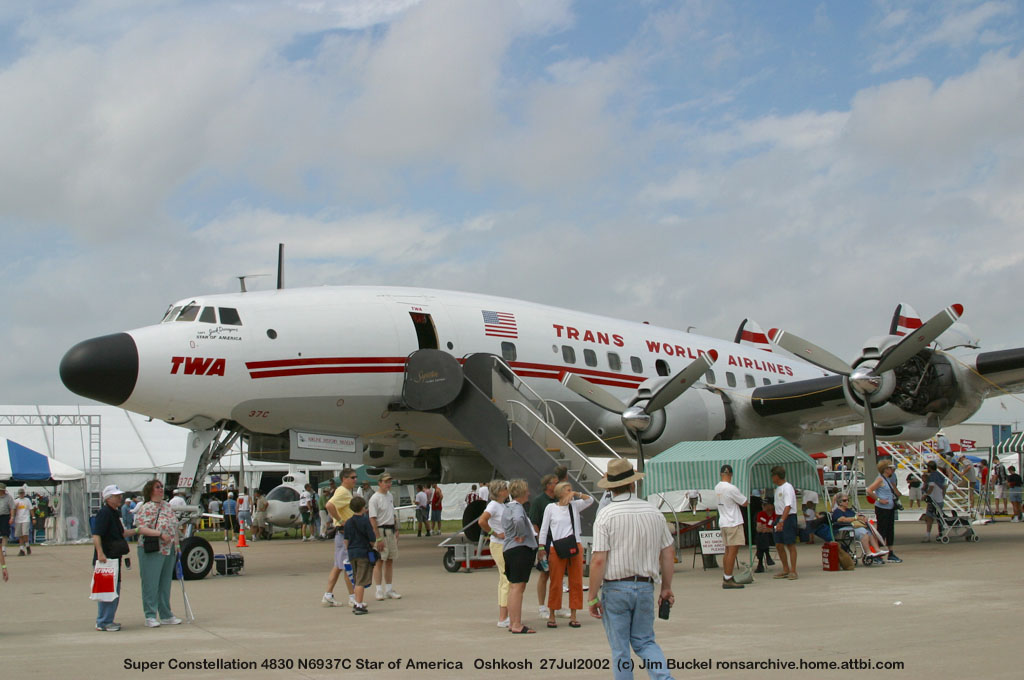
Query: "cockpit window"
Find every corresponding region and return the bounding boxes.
[266,487,300,503]
[219,307,242,326]
[199,307,216,323]
[162,306,181,323]
[176,304,200,322]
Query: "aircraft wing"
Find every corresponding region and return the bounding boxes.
[970,348,1024,396]
[744,375,862,435]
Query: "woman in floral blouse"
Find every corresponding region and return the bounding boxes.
[135,479,181,628]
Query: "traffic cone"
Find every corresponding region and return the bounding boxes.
[236,531,248,548]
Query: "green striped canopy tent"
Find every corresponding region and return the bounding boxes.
[644,437,827,569]
[993,432,1024,455]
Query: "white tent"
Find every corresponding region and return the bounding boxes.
[1,438,89,544]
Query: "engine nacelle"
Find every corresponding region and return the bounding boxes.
[630,387,729,449]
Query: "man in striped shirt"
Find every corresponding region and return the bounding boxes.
[588,459,675,680]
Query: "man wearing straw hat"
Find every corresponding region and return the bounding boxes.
[588,458,675,680]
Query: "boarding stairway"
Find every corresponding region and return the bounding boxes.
[878,441,975,519]
[400,350,621,513]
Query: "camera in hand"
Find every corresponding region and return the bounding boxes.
[658,599,671,620]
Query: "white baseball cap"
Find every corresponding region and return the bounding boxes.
[102,484,126,500]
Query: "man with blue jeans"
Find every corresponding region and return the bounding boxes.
[588,459,675,680]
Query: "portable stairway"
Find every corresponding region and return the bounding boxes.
[400,350,622,528]
[878,441,974,519]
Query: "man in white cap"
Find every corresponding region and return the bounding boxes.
[13,488,34,556]
[368,473,401,601]
[588,459,675,680]
[92,484,140,630]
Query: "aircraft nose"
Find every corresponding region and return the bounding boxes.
[59,333,139,406]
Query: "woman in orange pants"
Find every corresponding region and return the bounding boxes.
[538,482,593,629]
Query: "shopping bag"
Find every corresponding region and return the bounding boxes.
[90,559,120,601]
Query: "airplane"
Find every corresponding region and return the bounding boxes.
[58,285,1024,572]
[261,470,309,537]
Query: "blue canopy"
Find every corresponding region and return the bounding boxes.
[1,439,84,481]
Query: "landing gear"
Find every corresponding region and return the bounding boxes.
[178,536,214,580]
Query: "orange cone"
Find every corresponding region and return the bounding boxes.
[236,531,248,548]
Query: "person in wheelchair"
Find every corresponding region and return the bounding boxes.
[831,495,887,561]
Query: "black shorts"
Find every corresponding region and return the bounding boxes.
[0,514,9,537]
[503,546,536,584]
[225,515,239,532]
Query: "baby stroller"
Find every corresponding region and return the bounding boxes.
[834,518,887,566]
[925,497,979,544]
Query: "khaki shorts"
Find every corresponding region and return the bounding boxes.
[721,524,745,547]
[379,528,399,560]
[14,521,32,538]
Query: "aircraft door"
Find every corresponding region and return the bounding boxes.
[410,312,438,350]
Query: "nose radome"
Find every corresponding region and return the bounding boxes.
[59,333,139,406]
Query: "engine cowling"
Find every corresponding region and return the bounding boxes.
[627,386,729,451]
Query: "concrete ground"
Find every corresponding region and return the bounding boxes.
[1,519,1020,680]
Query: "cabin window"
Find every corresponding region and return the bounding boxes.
[630,356,643,374]
[199,307,216,323]
[562,346,576,364]
[501,342,517,362]
[745,374,756,388]
[655,359,671,377]
[763,377,772,386]
[219,307,242,326]
[705,370,716,385]
[176,304,200,322]
[726,372,737,387]
[584,349,598,367]
[265,486,299,503]
[607,352,622,372]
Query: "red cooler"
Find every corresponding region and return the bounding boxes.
[821,541,839,571]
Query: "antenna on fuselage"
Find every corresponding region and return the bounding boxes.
[277,243,285,290]
[237,274,269,293]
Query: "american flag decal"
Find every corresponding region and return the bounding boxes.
[482,310,518,339]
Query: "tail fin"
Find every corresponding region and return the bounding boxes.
[734,319,773,353]
[889,303,922,337]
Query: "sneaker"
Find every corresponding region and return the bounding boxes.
[765,557,775,566]
[26,545,31,555]
[497,617,510,628]
[349,595,358,608]
[386,590,402,599]
[353,604,368,615]
[538,605,550,618]
[96,623,121,632]
[556,609,571,618]
[887,556,903,564]
[321,594,340,607]
[722,579,744,589]
[375,590,385,601]
[144,618,161,628]
[159,616,182,625]
[18,550,25,556]
[1012,517,1020,523]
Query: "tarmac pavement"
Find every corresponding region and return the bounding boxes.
[1,519,1021,679]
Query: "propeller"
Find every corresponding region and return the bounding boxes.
[561,350,719,490]
[768,303,963,474]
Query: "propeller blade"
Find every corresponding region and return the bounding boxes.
[874,303,964,374]
[767,328,851,376]
[561,373,628,414]
[646,350,719,413]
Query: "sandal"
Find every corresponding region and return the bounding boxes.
[568,621,581,628]
[546,621,558,628]
[510,626,536,634]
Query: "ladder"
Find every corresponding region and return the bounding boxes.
[878,441,974,518]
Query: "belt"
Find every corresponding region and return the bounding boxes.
[604,576,653,583]
[379,525,395,530]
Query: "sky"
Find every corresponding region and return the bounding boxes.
[2,0,1023,428]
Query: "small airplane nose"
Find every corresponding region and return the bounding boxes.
[59,333,139,406]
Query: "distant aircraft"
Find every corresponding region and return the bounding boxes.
[261,471,308,537]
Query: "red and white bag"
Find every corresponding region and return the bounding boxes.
[90,559,119,602]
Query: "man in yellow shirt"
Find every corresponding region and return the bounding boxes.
[322,469,358,608]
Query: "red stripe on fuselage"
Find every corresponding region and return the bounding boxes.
[246,356,407,369]
[249,365,405,379]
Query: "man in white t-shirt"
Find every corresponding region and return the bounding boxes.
[771,466,799,580]
[715,465,748,589]
[299,485,315,542]
[367,473,401,601]
[414,485,429,537]
[685,489,701,514]
[477,482,490,502]
[13,488,34,556]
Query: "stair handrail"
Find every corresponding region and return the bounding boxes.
[880,441,972,517]
[506,400,609,484]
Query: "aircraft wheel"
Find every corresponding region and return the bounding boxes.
[179,536,214,580]
[970,534,980,542]
[938,535,950,544]
[443,547,461,573]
